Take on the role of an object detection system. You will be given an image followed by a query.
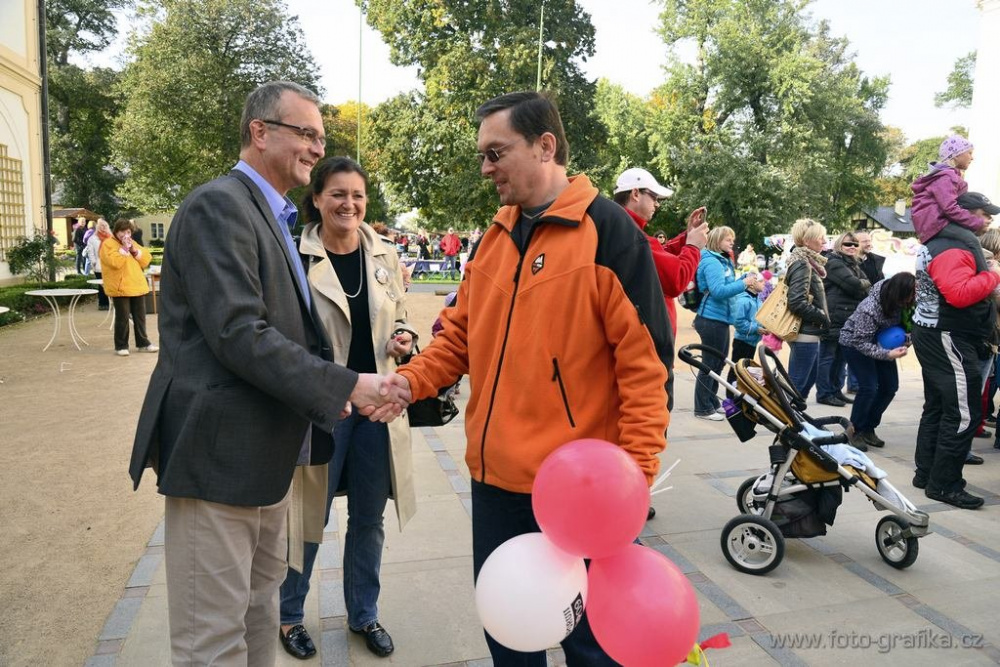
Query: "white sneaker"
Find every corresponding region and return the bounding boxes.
[696,412,725,422]
[116,349,130,357]
[715,406,726,414]
[139,344,159,353]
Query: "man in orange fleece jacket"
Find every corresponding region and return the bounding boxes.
[397,91,671,665]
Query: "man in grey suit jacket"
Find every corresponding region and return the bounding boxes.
[130,81,410,666]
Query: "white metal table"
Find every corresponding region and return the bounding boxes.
[25,288,99,351]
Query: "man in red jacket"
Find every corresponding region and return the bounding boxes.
[440,227,462,279]
[612,167,708,337]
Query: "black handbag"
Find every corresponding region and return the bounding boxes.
[401,343,460,427]
[407,386,460,427]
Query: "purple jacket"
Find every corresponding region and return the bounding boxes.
[910,165,984,243]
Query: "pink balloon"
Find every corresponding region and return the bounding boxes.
[587,544,700,667]
[532,439,649,559]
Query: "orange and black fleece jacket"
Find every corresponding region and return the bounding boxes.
[398,175,673,492]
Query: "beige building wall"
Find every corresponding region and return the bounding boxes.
[0,0,44,285]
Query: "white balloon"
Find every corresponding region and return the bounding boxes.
[475,533,588,653]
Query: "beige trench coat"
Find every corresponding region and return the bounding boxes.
[287,222,418,570]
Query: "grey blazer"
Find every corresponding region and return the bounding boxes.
[129,169,357,506]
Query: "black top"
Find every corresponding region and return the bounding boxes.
[327,247,377,373]
[512,200,554,252]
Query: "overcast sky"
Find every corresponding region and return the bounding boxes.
[84,0,983,143]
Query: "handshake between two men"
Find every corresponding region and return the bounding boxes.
[348,373,413,423]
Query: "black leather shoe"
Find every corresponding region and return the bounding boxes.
[817,396,846,407]
[352,621,394,657]
[975,429,993,439]
[279,624,316,660]
[835,392,854,404]
[647,506,656,520]
[966,453,985,465]
[912,473,927,489]
[925,487,984,509]
[859,431,884,448]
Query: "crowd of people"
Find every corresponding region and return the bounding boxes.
[123,79,998,667]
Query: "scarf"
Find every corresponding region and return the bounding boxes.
[787,245,827,279]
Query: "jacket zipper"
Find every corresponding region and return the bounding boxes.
[551,358,576,427]
[478,226,539,483]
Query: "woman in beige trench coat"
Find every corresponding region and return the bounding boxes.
[279,158,417,660]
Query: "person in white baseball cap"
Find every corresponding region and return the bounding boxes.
[612,167,708,339]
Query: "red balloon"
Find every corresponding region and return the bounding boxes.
[532,439,649,559]
[587,544,700,667]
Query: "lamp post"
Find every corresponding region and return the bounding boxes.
[536,0,545,90]
[357,6,363,164]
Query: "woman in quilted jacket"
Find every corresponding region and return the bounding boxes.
[816,232,871,407]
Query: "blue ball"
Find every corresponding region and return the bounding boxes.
[877,326,906,349]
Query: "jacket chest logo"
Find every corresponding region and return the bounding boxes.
[531,253,545,275]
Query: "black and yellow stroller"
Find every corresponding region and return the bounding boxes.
[678,343,930,575]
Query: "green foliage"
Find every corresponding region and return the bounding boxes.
[5,230,57,285]
[48,66,124,217]
[111,0,322,211]
[45,0,130,218]
[590,79,656,195]
[648,0,889,241]
[360,0,606,229]
[935,51,975,110]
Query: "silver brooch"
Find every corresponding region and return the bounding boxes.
[374,266,390,285]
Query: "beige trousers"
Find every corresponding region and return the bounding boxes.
[164,491,290,666]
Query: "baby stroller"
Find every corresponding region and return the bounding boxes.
[678,343,930,575]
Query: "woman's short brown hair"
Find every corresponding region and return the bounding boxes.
[112,218,134,235]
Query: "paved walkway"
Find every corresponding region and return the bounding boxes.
[16,300,1000,666]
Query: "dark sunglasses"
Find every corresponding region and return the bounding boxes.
[841,241,859,248]
[476,141,517,165]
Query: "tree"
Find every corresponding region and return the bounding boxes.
[935,51,975,109]
[647,0,889,243]
[288,102,389,228]
[111,0,321,211]
[359,0,606,229]
[6,230,57,285]
[45,0,130,217]
[591,79,657,194]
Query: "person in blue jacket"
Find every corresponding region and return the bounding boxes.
[694,226,754,420]
[726,274,766,383]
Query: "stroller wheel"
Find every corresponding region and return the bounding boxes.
[736,477,765,516]
[721,515,785,575]
[875,516,919,569]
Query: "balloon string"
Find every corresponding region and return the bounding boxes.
[651,486,673,496]
[651,458,681,492]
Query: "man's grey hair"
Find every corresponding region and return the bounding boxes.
[240,81,321,148]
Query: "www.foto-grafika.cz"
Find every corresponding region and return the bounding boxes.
[770,629,985,654]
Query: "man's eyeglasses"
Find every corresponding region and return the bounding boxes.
[842,241,859,248]
[260,119,325,146]
[476,141,517,165]
[641,190,662,205]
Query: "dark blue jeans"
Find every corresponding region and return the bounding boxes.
[471,481,619,666]
[788,340,820,400]
[693,316,731,416]
[842,346,898,431]
[280,410,392,629]
[442,254,459,279]
[816,340,847,400]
